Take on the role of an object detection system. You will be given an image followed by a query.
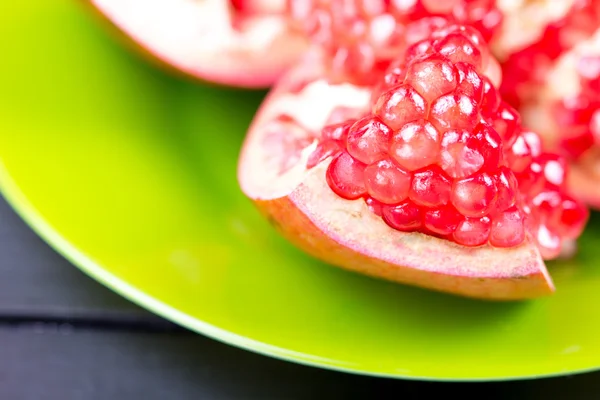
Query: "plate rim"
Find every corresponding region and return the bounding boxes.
[0,159,598,382]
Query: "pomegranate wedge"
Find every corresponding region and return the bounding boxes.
[88,0,306,87]
[238,20,591,300]
[239,62,552,300]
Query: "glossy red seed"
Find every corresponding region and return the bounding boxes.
[409,166,451,208]
[531,190,563,226]
[364,158,411,204]
[467,123,502,172]
[534,223,562,260]
[493,102,520,148]
[559,129,595,159]
[516,159,545,196]
[346,116,392,164]
[452,0,502,43]
[390,120,440,171]
[423,205,462,236]
[383,59,407,87]
[434,33,483,70]
[382,201,422,231]
[404,39,435,64]
[481,77,501,117]
[438,129,484,178]
[556,196,589,239]
[430,92,479,133]
[453,216,491,247]
[374,84,427,131]
[537,153,568,188]
[322,120,354,142]
[505,132,534,173]
[307,140,342,169]
[493,167,518,213]
[522,130,542,157]
[455,62,484,103]
[404,54,458,103]
[451,172,497,217]
[489,207,525,248]
[365,197,384,216]
[325,151,367,200]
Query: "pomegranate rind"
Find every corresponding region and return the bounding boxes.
[238,58,554,301]
[88,0,307,88]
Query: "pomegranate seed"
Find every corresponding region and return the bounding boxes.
[493,102,520,148]
[409,166,451,208]
[307,140,342,169]
[404,54,459,103]
[432,24,486,50]
[374,84,427,131]
[326,151,367,200]
[517,158,545,196]
[383,59,407,87]
[455,62,484,103]
[559,129,595,160]
[506,131,535,173]
[521,130,542,158]
[492,168,518,213]
[451,172,497,217]
[423,205,462,236]
[555,196,589,239]
[481,78,500,117]
[531,190,562,224]
[467,123,502,172]
[390,120,440,171]
[430,92,479,133]
[534,224,562,260]
[542,154,568,188]
[434,33,483,71]
[404,39,436,63]
[489,207,525,248]
[365,197,384,216]
[452,0,502,42]
[364,158,411,204]
[453,216,491,247]
[322,120,354,143]
[346,116,392,164]
[382,201,422,231]
[438,129,484,178]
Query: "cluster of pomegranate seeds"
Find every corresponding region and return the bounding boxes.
[552,55,600,160]
[500,0,600,107]
[286,0,502,85]
[308,23,588,258]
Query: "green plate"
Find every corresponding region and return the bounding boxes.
[2,1,600,382]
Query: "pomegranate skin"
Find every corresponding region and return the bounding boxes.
[252,163,553,301]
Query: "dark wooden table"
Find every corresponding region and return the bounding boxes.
[0,195,598,399]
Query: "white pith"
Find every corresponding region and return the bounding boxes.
[92,0,306,86]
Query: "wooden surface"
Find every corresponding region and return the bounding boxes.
[0,194,599,399]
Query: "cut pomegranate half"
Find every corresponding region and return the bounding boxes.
[88,0,307,87]
[237,47,573,301]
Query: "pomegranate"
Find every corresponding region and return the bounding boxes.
[238,23,589,300]
[87,0,307,88]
